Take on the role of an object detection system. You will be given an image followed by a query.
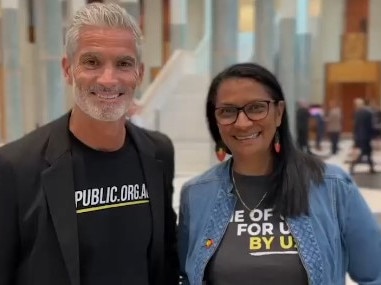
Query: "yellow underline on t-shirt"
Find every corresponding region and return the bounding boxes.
[77,200,149,214]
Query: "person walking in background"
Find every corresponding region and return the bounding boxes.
[350,97,375,174]
[314,108,326,151]
[326,100,342,155]
[296,99,311,153]
[0,3,178,285]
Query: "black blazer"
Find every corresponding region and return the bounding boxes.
[354,108,374,142]
[0,114,179,285]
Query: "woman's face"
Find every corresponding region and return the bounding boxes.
[215,78,284,160]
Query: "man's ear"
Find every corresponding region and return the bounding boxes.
[62,56,73,85]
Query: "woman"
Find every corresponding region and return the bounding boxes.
[178,63,381,285]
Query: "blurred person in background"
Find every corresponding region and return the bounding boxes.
[178,63,381,285]
[326,100,342,155]
[310,105,325,151]
[350,97,375,174]
[296,99,311,154]
[0,3,178,285]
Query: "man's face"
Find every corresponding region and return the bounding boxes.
[62,26,143,122]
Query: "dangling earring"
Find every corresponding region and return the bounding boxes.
[215,141,227,161]
[274,130,281,153]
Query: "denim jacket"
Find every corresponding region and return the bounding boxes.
[178,160,381,285]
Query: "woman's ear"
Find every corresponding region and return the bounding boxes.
[276,101,285,127]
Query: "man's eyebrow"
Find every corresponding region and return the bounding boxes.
[116,55,137,62]
[79,52,101,59]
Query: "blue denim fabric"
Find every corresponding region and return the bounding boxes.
[178,160,381,285]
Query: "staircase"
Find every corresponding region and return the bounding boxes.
[157,74,212,174]
[137,48,213,174]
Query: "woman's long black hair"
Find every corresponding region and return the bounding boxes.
[206,63,325,217]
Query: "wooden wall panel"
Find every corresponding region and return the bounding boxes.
[327,61,379,83]
[345,0,369,33]
[325,62,381,133]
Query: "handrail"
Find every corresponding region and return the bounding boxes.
[136,33,211,130]
[137,50,183,108]
[136,50,193,129]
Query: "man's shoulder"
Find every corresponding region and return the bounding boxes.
[0,116,66,163]
[140,127,172,146]
[130,124,173,152]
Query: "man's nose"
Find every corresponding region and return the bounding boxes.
[97,65,118,86]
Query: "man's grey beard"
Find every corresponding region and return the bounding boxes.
[72,83,133,122]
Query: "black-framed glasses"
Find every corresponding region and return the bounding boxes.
[214,100,279,125]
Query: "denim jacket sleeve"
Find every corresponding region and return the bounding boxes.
[178,185,190,285]
[340,177,381,284]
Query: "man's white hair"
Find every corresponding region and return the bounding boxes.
[65,2,143,62]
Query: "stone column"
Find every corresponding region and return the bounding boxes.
[310,0,344,103]
[118,0,140,22]
[277,0,297,136]
[254,0,276,72]
[210,0,238,77]
[295,0,312,102]
[309,0,322,103]
[20,0,39,133]
[70,0,86,14]
[187,0,205,50]
[368,0,381,61]
[34,0,66,124]
[64,0,87,108]
[1,0,24,141]
[170,0,188,51]
[209,0,238,164]
[141,0,163,90]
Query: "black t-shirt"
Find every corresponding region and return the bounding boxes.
[71,133,152,285]
[206,172,308,285]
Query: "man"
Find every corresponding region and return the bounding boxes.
[296,100,311,154]
[0,3,178,285]
[350,97,375,174]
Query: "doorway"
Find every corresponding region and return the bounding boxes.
[340,82,374,132]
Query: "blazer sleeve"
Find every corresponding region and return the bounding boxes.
[0,156,20,285]
[342,178,381,284]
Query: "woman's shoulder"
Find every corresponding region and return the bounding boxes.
[323,164,351,182]
[312,163,358,197]
[182,160,230,190]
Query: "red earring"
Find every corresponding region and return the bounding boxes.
[274,130,281,153]
[216,147,227,161]
[215,141,227,161]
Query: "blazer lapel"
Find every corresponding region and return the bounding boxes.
[42,114,80,285]
[127,124,165,273]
